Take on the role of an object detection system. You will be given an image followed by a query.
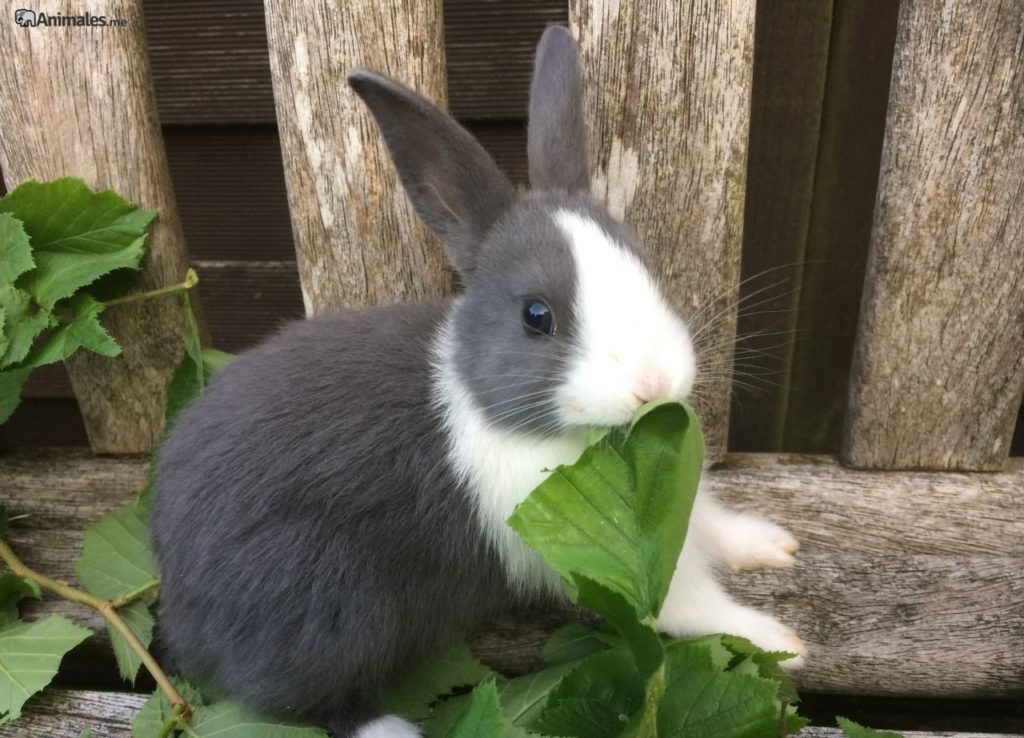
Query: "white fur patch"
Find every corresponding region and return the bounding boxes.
[433,312,584,597]
[553,210,696,427]
[353,714,421,738]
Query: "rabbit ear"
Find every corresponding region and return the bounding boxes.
[528,26,590,192]
[348,70,514,276]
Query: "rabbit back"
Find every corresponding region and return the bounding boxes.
[151,300,511,730]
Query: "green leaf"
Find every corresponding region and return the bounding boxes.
[446,680,506,738]
[719,634,799,704]
[0,573,41,627]
[656,641,781,738]
[0,178,153,311]
[508,400,704,619]
[571,576,663,678]
[0,213,33,285]
[532,648,643,738]
[108,600,154,685]
[21,294,119,368]
[837,717,905,738]
[542,624,609,667]
[382,640,493,722]
[0,286,50,369]
[75,500,158,601]
[186,701,329,738]
[0,614,92,724]
[0,368,31,424]
[202,347,235,378]
[132,681,205,738]
[78,729,92,738]
[164,354,202,429]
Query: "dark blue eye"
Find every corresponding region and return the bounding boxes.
[522,298,555,336]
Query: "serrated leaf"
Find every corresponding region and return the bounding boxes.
[0,614,92,724]
[0,286,50,369]
[75,500,158,601]
[719,634,799,704]
[21,294,119,368]
[571,576,663,678]
[532,648,643,738]
[542,624,609,667]
[186,701,329,737]
[132,681,206,738]
[108,599,154,685]
[202,348,235,377]
[0,178,153,310]
[0,214,33,286]
[446,680,506,738]
[0,368,31,425]
[382,640,493,722]
[0,573,41,627]
[656,641,781,738]
[837,717,905,738]
[164,354,202,429]
[508,400,704,620]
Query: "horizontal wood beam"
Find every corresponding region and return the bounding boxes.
[0,452,1020,699]
[0,689,1019,738]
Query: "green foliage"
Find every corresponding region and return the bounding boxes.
[0,615,92,724]
[0,177,156,422]
[836,717,905,738]
[445,681,507,738]
[382,640,494,722]
[0,572,40,627]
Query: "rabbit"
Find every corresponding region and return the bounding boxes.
[150,25,804,738]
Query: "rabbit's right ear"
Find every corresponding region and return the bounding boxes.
[348,70,515,276]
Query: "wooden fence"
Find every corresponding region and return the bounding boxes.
[0,0,1022,735]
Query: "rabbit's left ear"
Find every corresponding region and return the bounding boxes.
[348,70,515,276]
[528,26,590,192]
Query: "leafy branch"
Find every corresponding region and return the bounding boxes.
[0,534,190,717]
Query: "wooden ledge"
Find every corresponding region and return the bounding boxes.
[1,451,1021,699]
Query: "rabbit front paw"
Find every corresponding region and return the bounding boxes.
[713,513,800,571]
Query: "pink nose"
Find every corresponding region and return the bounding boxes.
[634,371,672,402]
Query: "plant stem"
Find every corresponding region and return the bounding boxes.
[0,537,192,718]
[111,580,159,608]
[103,267,199,308]
[156,704,185,738]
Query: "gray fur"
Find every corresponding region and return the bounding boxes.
[528,26,590,192]
[151,26,639,737]
[348,69,515,276]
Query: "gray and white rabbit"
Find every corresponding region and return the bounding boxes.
[151,26,804,738]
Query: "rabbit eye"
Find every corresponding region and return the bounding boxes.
[522,298,555,336]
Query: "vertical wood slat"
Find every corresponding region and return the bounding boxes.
[264,0,450,315]
[843,0,1024,471]
[0,0,202,453]
[570,0,757,461]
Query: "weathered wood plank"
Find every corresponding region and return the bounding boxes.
[842,0,1024,470]
[265,0,451,314]
[1,688,1019,738]
[143,0,566,125]
[1,452,1019,698]
[0,689,147,738]
[0,0,206,453]
[570,2,756,462]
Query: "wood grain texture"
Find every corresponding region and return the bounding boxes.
[730,0,834,452]
[569,1,756,462]
[2,451,1019,698]
[0,0,205,453]
[142,0,566,125]
[0,689,147,738]
[1,689,1018,738]
[264,0,451,314]
[842,0,1024,470]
